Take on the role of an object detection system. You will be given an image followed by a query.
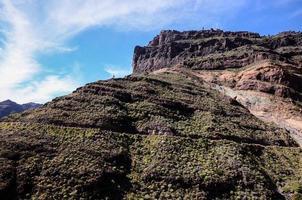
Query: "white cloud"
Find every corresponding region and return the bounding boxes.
[1,75,78,103]
[104,66,131,78]
[0,0,40,87]
[0,0,248,103]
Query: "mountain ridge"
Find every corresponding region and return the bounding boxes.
[133,29,302,73]
[0,99,41,118]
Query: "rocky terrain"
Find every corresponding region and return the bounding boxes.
[133,29,302,146]
[0,100,41,118]
[0,30,301,200]
[133,30,302,73]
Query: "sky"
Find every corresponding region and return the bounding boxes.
[0,0,301,103]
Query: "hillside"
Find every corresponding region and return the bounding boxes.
[133,29,302,146]
[0,100,41,118]
[0,30,302,200]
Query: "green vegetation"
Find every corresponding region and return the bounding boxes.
[183,45,274,70]
[0,72,301,199]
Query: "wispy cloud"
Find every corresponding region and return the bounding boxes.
[11,75,78,103]
[0,0,249,103]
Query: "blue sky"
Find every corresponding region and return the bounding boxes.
[0,0,301,103]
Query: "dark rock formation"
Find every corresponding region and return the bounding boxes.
[133,29,302,73]
[133,30,302,100]
[0,100,41,118]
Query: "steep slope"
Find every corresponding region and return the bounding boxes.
[1,72,301,199]
[133,29,302,145]
[133,30,302,73]
[0,100,41,118]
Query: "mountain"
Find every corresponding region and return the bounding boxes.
[133,29,302,146]
[0,30,302,200]
[0,100,41,118]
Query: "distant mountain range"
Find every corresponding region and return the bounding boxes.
[0,100,41,118]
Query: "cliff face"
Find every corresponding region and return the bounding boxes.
[133,29,302,73]
[133,29,302,146]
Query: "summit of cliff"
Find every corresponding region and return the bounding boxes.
[133,29,302,73]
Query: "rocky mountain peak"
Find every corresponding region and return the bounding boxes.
[133,29,302,147]
[133,29,302,73]
[147,29,261,47]
[0,100,41,118]
[0,99,18,105]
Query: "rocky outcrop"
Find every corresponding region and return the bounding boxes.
[0,100,41,118]
[133,29,302,73]
[134,30,302,146]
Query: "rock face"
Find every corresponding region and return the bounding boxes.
[133,30,302,99]
[133,29,302,73]
[133,29,302,146]
[0,100,41,118]
[0,30,302,199]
